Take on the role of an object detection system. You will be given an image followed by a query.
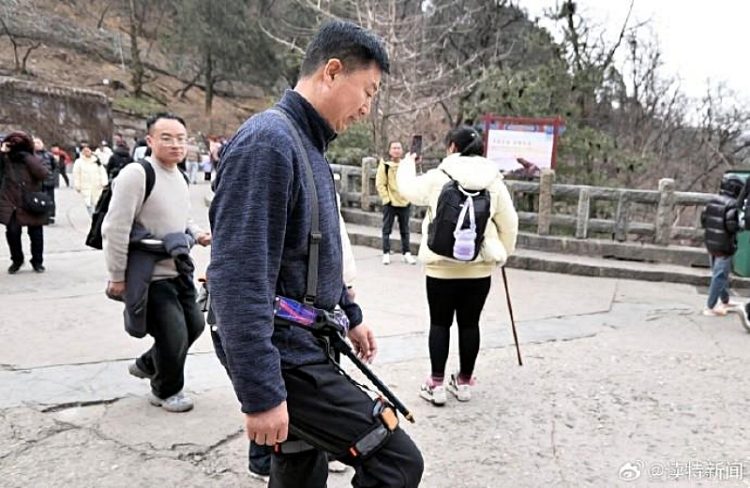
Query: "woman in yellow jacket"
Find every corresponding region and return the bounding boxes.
[397,126,519,405]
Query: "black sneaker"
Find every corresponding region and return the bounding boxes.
[8,262,22,274]
[32,264,45,273]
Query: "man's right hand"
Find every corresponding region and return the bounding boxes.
[106,280,126,301]
[245,401,289,446]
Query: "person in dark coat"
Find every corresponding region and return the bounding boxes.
[0,132,50,273]
[106,141,134,181]
[701,175,743,316]
[34,137,59,224]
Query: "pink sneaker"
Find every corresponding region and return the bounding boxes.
[419,377,446,406]
[702,308,727,317]
[717,302,741,314]
[447,373,476,402]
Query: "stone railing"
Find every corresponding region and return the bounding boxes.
[506,170,712,246]
[332,157,438,214]
[330,160,713,247]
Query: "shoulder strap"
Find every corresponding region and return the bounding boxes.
[441,168,484,196]
[268,108,321,305]
[178,167,190,185]
[135,159,186,202]
[138,159,156,203]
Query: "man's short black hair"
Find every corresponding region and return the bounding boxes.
[300,20,390,77]
[146,112,187,134]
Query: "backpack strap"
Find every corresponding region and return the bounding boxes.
[441,168,481,195]
[138,159,156,203]
[439,168,481,233]
[136,159,189,205]
[178,167,190,186]
[268,108,321,305]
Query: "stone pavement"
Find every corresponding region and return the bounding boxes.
[2,184,750,487]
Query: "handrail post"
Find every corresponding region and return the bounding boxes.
[537,169,554,235]
[361,157,377,210]
[655,178,676,246]
[614,190,630,242]
[575,186,590,239]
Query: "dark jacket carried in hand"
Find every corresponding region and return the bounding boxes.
[0,150,50,227]
[703,179,742,256]
[123,225,196,338]
[208,90,363,414]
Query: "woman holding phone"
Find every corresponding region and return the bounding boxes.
[397,126,519,405]
[0,132,51,273]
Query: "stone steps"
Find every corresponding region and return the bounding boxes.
[342,218,750,289]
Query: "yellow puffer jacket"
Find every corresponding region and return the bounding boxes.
[396,153,519,279]
[375,160,410,207]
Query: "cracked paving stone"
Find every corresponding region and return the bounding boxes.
[0,428,221,488]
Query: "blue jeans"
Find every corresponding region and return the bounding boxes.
[707,255,732,309]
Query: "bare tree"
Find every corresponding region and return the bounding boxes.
[605,27,750,192]
[165,0,279,117]
[125,0,146,97]
[260,0,530,153]
[0,0,42,75]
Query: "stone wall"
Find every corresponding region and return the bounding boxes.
[0,77,113,146]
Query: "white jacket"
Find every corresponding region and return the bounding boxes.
[73,155,108,207]
[397,153,519,279]
[338,193,356,287]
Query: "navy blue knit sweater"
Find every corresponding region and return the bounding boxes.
[208,90,363,414]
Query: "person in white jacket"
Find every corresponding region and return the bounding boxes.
[397,126,519,405]
[73,144,108,216]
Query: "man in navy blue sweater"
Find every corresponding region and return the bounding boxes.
[208,20,423,487]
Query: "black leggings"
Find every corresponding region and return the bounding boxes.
[426,276,491,379]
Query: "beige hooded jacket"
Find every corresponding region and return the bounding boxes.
[397,153,519,279]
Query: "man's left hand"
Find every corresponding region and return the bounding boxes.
[196,231,212,246]
[348,324,377,363]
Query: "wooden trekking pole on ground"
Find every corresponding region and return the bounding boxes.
[501,267,523,366]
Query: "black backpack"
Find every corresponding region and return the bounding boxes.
[85,160,155,250]
[427,170,491,261]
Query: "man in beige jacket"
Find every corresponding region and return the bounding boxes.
[375,141,416,265]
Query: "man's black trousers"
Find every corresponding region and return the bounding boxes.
[381,204,411,254]
[270,361,423,488]
[136,276,205,399]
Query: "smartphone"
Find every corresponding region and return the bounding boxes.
[409,134,423,157]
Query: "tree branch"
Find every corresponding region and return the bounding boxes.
[20,41,41,74]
